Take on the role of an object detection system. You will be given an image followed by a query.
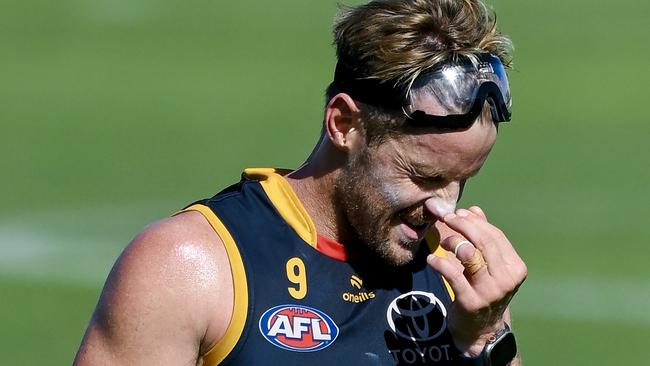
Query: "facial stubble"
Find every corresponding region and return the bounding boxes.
[334,150,423,267]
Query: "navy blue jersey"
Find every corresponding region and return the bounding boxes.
[182,168,459,365]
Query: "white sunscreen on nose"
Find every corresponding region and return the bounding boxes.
[424,198,456,219]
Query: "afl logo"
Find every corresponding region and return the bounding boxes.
[386,291,447,342]
[259,304,339,352]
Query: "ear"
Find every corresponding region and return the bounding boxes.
[324,93,364,153]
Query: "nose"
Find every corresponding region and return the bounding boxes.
[423,182,460,220]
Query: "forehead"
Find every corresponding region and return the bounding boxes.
[381,120,498,179]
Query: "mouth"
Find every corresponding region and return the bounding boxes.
[398,217,430,241]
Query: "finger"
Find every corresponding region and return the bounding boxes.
[434,220,460,243]
[439,235,480,268]
[430,224,464,270]
[453,240,473,258]
[446,212,528,289]
[443,211,511,268]
[468,206,488,221]
[433,237,464,268]
[432,253,466,282]
[462,248,488,277]
[461,208,521,268]
[453,209,522,266]
[443,236,490,279]
[427,254,477,301]
[438,233,461,252]
[434,238,465,271]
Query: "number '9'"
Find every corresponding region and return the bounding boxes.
[286,257,307,299]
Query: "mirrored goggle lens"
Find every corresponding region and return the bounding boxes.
[404,54,512,127]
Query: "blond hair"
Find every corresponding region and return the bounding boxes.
[326,0,513,143]
[333,0,513,90]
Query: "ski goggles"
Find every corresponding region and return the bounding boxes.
[334,53,512,129]
[403,53,512,129]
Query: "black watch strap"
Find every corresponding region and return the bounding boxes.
[454,323,517,366]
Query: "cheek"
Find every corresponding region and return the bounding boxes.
[376,181,402,206]
[353,148,417,215]
[375,178,415,211]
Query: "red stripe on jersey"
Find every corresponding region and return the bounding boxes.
[316,235,348,262]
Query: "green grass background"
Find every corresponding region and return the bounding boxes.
[1,0,648,364]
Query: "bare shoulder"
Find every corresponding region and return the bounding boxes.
[117,211,234,331]
[74,211,233,365]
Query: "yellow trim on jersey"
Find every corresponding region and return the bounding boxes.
[426,231,456,302]
[243,167,318,248]
[242,168,455,301]
[180,204,249,366]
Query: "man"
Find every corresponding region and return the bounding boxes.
[75,0,527,365]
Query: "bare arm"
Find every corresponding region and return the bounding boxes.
[74,211,233,366]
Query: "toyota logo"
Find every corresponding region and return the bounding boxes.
[386,291,447,342]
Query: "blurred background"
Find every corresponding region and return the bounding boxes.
[1,0,648,364]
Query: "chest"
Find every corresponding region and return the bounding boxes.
[226,239,458,366]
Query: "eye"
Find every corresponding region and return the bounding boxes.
[412,174,445,186]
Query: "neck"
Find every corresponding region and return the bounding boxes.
[285,139,350,243]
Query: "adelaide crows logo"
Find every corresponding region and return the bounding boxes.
[259,304,339,352]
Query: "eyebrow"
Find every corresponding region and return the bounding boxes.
[410,163,445,178]
[411,162,482,181]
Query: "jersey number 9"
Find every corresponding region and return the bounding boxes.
[286,257,307,300]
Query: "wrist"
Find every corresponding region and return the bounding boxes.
[448,321,500,357]
[453,322,518,366]
[452,334,489,358]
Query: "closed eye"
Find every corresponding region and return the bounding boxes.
[412,174,446,186]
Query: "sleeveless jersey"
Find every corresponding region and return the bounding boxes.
[182,168,459,366]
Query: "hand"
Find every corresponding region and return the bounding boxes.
[427,206,527,357]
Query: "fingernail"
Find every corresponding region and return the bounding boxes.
[426,255,438,267]
[457,209,470,217]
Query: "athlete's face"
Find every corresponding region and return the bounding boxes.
[334,116,497,266]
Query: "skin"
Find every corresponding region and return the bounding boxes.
[331,111,494,266]
[289,94,526,361]
[74,212,232,365]
[74,92,527,365]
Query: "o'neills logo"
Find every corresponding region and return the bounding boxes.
[342,291,376,303]
[386,291,447,342]
[259,305,339,352]
[342,275,375,303]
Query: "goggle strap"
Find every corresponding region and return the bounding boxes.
[333,61,405,109]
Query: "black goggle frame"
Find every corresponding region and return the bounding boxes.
[333,53,512,130]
